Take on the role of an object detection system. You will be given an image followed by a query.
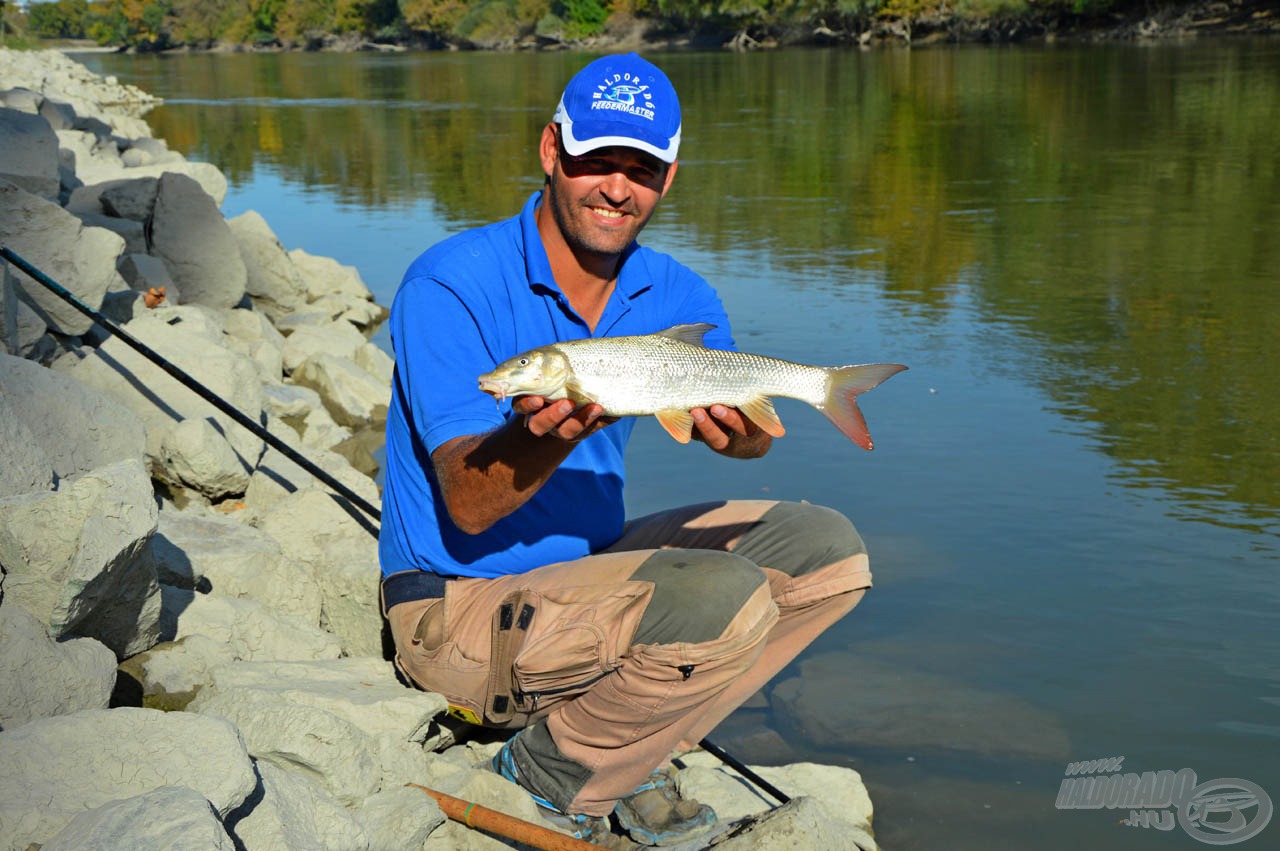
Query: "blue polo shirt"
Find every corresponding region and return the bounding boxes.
[379,191,733,579]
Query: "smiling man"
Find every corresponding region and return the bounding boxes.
[380,54,873,846]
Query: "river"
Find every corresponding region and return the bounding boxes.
[82,42,1280,849]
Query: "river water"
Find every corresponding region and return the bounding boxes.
[84,42,1280,849]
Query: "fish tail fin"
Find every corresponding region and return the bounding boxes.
[818,363,908,450]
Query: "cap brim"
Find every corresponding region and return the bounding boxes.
[555,98,680,163]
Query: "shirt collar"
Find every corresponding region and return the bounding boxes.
[520,190,652,300]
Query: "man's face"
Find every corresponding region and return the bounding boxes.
[539,124,678,260]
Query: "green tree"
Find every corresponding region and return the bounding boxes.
[27,0,90,38]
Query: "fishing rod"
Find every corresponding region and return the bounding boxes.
[1,245,790,809]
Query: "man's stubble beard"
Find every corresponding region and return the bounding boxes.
[545,176,653,263]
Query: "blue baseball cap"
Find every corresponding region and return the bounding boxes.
[553,53,682,164]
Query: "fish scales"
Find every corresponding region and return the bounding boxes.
[554,336,829,416]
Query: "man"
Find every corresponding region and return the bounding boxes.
[379,53,872,845]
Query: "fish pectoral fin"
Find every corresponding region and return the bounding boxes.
[654,408,695,444]
[564,377,599,405]
[738,395,787,438]
[656,323,715,347]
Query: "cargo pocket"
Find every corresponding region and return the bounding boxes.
[398,589,488,726]
[508,582,651,715]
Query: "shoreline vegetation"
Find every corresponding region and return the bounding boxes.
[7,0,1278,55]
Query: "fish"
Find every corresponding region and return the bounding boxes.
[477,324,907,450]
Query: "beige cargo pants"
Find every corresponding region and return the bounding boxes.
[385,500,871,817]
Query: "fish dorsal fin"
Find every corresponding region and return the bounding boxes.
[656,323,715,347]
[739,395,787,438]
[654,408,695,444]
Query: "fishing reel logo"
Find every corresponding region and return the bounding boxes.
[591,73,656,121]
[1056,757,1272,845]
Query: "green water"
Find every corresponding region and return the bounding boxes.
[85,42,1280,848]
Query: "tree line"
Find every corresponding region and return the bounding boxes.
[22,0,1130,50]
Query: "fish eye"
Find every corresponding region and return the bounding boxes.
[518,357,530,366]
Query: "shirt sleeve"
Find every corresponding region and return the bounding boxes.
[390,274,506,456]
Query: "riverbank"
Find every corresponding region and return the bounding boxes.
[0,48,879,851]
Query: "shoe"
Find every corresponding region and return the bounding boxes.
[614,768,718,847]
[493,737,614,843]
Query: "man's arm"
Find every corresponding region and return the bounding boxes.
[433,397,615,534]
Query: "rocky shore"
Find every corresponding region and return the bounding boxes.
[0,49,878,851]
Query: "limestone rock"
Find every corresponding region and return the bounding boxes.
[0,603,116,730]
[304,406,354,451]
[0,386,53,497]
[674,755,874,828]
[0,181,125,335]
[41,786,236,851]
[158,585,342,662]
[312,294,389,332]
[254,488,379,577]
[292,353,390,428]
[319,558,384,658]
[0,107,59,199]
[148,172,246,308]
[228,762,369,851]
[152,510,322,626]
[262,382,323,421]
[275,306,341,334]
[0,87,40,113]
[72,211,147,254]
[359,786,445,851]
[713,795,878,851]
[0,458,160,658]
[0,353,147,484]
[158,418,253,499]
[117,251,176,296]
[100,288,148,325]
[0,707,256,850]
[0,274,48,358]
[356,342,394,386]
[119,635,236,711]
[245,444,379,511]
[38,98,77,131]
[56,129,124,186]
[69,311,264,478]
[100,174,159,220]
[281,320,368,375]
[771,654,1070,762]
[64,161,226,209]
[290,248,374,303]
[228,211,307,316]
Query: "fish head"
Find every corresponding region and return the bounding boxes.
[478,347,571,403]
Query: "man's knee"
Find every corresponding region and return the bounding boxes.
[628,550,769,646]
[731,502,865,578]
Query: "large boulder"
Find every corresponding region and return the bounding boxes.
[228,762,369,851]
[0,353,147,485]
[147,172,246,308]
[0,275,48,358]
[41,786,236,851]
[158,584,342,662]
[222,307,285,385]
[245,444,379,513]
[0,707,256,850]
[289,248,374,303]
[56,128,124,186]
[281,320,368,375]
[254,488,379,579]
[228,211,308,317]
[317,559,384,658]
[0,180,126,335]
[0,107,59,199]
[0,386,54,497]
[152,510,323,626]
[101,174,159,220]
[713,795,877,851]
[292,353,391,428]
[117,251,177,297]
[69,310,264,483]
[157,417,253,499]
[0,458,160,658]
[74,211,147,254]
[117,634,236,712]
[0,603,116,730]
[358,786,445,851]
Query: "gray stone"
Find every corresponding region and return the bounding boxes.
[0,708,256,850]
[158,418,253,499]
[301,405,352,451]
[1,268,48,358]
[319,558,384,658]
[312,294,389,333]
[0,87,40,113]
[100,288,148,325]
[126,160,227,206]
[0,603,115,730]
[56,128,123,186]
[0,181,126,335]
[39,98,77,131]
[120,635,236,711]
[356,342,394,386]
[147,172,246,308]
[69,311,265,479]
[0,458,160,658]
[72,211,147,253]
[274,306,342,334]
[229,761,369,851]
[281,320,368,375]
[152,510,322,626]
[117,252,175,295]
[771,654,1071,762]
[0,107,59,199]
[245,444,379,511]
[0,386,53,497]
[262,382,323,421]
[292,353,390,428]
[0,352,147,484]
[228,211,307,316]
[713,795,878,851]
[158,584,342,662]
[289,248,374,303]
[359,786,445,851]
[41,786,236,851]
[100,175,159,220]
[254,489,380,582]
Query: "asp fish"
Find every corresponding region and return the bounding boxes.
[477,324,907,450]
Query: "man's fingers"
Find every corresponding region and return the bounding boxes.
[512,396,546,415]
[708,405,752,436]
[523,401,609,441]
[524,399,576,437]
[692,407,730,450]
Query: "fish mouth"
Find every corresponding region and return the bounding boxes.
[478,377,508,402]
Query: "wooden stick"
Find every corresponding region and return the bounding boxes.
[406,783,598,851]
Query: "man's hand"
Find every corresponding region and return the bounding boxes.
[691,405,772,459]
[513,396,619,441]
